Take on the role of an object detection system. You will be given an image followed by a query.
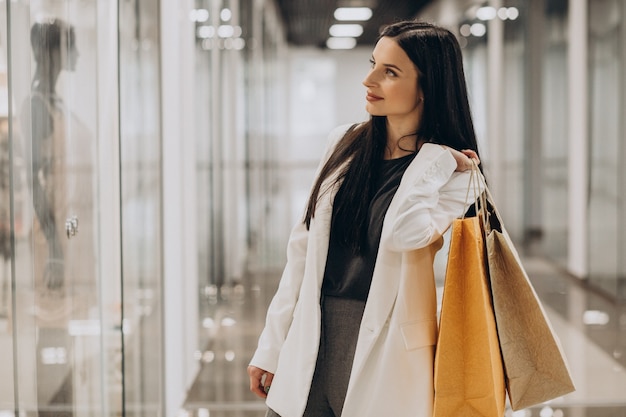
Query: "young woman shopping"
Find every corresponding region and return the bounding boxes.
[248,20,483,417]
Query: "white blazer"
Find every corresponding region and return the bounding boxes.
[250,124,480,417]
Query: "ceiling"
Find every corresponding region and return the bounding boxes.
[273,0,434,47]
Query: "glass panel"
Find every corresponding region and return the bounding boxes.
[500,4,526,241]
[0,1,16,413]
[8,1,121,415]
[118,0,164,414]
[194,0,218,353]
[186,0,289,412]
[588,0,622,297]
[541,3,568,266]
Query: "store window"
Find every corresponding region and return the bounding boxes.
[5,5,118,415]
[1,0,164,415]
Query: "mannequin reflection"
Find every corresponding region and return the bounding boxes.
[24,19,79,292]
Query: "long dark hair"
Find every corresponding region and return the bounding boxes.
[304,21,480,253]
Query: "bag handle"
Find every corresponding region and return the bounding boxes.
[469,160,506,234]
[462,161,488,227]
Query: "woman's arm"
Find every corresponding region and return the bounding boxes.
[384,143,483,252]
[248,220,309,373]
[248,124,353,397]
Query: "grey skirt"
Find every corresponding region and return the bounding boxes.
[266,295,366,417]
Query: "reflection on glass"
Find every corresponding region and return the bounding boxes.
[0,3,16,407]
[0,109,10,318]
[18,15,99,414]
[26,19,80,290]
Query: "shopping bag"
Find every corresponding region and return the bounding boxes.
[433,213,506,417]
[482,186,576,410]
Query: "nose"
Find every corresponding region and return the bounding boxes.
[362,69,377,87]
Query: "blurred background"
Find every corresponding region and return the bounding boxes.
[0,0,625,416]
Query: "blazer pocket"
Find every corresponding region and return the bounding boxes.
[400,318,438,351]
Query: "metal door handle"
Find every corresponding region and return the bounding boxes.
[65,215,79,239]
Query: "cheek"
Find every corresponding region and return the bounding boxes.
[391,85,420,109]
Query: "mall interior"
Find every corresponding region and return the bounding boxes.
[0,0,625,416]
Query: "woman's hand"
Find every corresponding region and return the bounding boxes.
[248,365,274,399]
[447,147,480,172]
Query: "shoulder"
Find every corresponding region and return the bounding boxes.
[320,122,363,159]
[326,123,359,145]
[415,143,456,169]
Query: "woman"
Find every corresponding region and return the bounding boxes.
[248,20,483,417]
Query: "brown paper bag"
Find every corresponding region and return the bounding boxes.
[433,216,506,417]
[485,200,576,410]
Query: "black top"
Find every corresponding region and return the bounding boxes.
[321,152,416,301]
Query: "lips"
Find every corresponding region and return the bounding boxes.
[366,92,383,102]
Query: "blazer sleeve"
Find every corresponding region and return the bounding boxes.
[249,123,353,373]
[383,143,484,252]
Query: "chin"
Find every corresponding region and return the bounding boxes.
[365,106,383,117]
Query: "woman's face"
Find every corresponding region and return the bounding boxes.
[362,36,423,123]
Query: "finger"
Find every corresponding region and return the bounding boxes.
[461,149,477,158]
[461,150,480,166]
[264,373,275,391]
[248,367,268,399]
[249,374,267,398]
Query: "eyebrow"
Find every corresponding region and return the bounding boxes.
[371,57,404,73]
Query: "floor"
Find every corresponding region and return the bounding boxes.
[181,250,626,417]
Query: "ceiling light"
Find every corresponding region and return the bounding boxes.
[583,310,610,325]
[189,9,209,23]
[197,26,215,39]
[507,7,520,20]
[470,23,486,37]
[470,23,487,38]
[326,37,357,50]
[218,25,235,38]
[460,24,471,37]
[334,7,373,21]
[220,8,232,22]
[476,6,497,21]
[329,24,363,37]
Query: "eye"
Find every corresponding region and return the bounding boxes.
[369,59,375,68]
[385,68,398,77]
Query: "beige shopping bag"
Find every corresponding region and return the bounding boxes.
[482,184,575,410]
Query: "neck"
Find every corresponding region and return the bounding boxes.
[384,118,419,159]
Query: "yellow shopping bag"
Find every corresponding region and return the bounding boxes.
[433,214,506,417]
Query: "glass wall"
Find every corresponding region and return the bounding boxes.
[4,1,121,414]
[184,0,289,411]
[118,0,164,414]
[588,0,625,299]
[0,1,16,413]
[498,2,527,241]
[456,2,527,242]
[1,0,164,415]
[192,0,250,354]
[541,0,569,266]
[192,0,288,349]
